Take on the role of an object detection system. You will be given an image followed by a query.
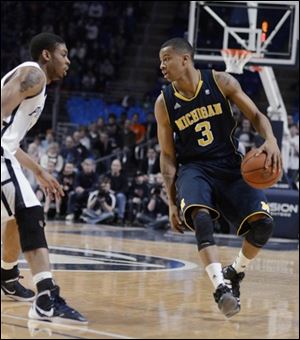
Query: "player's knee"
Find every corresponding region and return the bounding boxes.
[245,217,273,248]
[192,210,215,251]
[15,206,48,252]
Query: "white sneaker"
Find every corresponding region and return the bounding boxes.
[29,286,88,324]
[65,214,74,221]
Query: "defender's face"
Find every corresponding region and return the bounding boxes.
[49,43,70,81]
[159,46,185,82]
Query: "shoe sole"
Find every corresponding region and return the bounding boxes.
[1,292,35,302]
[29,307,88,325]
[219,293,240,318]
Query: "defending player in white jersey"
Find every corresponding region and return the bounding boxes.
[1,32,87,324]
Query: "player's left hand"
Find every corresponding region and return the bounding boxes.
[255,138,282,174]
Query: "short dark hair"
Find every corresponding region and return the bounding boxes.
[160,37,194,61]
[30,32,65,61]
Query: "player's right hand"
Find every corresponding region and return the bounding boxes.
[169,204,184,233]
[36,169,65,200]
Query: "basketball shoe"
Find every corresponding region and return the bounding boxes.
[213,284,240,318]
[223,265,245,301]
[1,276,35,302]
[28,285,88,324]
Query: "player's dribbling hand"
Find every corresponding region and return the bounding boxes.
[255,138,282,174]
[169,204,184,233]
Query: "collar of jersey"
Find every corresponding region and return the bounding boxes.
[172,75,203,101]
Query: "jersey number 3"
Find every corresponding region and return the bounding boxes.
[195,121,214,146]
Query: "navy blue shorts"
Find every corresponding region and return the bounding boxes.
[176,157,272,235]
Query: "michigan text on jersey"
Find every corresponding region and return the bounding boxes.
[175,103,223,131]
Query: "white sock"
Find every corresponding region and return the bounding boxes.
[1,260,18,270]
[205,263,224,289]
[232,250,252,273]
[32,271,53,286]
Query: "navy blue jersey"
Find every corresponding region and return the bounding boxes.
[162,69,241,164]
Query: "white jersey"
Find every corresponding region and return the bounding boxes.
[1,61,47,154]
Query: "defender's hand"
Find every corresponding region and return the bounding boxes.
[36,169,64,200]
[169,204,184,233]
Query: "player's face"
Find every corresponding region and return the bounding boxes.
[49,43,70,81]
[159,46,186,82]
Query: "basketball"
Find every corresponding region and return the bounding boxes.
[241,149,281,189]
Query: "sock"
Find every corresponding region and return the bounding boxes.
[232,250,252,273]
[1,261,19,281]
[32,272,55,293]
[205,263,224,289]
[1,260,18,270]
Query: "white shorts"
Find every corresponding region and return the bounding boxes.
[1,148,41,223]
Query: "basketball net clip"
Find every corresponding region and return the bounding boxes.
[221,49,253,74]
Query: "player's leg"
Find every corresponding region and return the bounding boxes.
[176,163,239,318]
[2,154,87,324]
[223,213,273,297]
[1,219,35,301]
[219,177,273,302]
[191,207,240,318]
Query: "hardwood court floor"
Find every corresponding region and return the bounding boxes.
[1,222,299,339]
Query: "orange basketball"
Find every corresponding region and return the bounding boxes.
[241,149,281,189]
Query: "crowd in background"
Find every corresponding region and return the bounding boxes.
[1,1,145,92]
[1,1,298,231]
[20,102,298,231]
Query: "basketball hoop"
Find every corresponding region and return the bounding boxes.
[221,49,252,74]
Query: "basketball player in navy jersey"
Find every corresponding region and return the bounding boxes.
[1,33,87,324]
[155,38,281,318]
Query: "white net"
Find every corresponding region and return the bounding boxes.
[221,49,253,74]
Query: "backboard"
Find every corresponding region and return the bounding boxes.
[188,1,299,66]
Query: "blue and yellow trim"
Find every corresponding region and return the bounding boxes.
[172,71,203,101]
[182,204,220,231]
[237,211,273,236]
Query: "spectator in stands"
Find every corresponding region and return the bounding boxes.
[81,70,97,91]
[119,118,136,170]
[65,158,98,221]
[106,113,121,149]
[78,126,91,150]
[40,142,64,173]
[144,112,157,141]
[107,159,128,225]
[40,129,55,155]
[127,171,149,224]
[42,161,61,220]
[80,176,116,224]
[131,113,146,144]
[61,135,81,166]
[98,132,114,158]
[96,116,107,134]
[32,135,44,159]
[137,181,169,230]
[95,131,114,174]
[58,162,76,217]
[287,124,299,186]
[88,122,101,158]
[235,118,256,153]
[73,130,91,164]
[139,148,160,175]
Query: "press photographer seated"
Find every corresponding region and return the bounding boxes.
[80,176,116,224]
[137,180,170,230]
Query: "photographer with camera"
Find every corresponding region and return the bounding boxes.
[80,176,116,224]
[137,174,170,230]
